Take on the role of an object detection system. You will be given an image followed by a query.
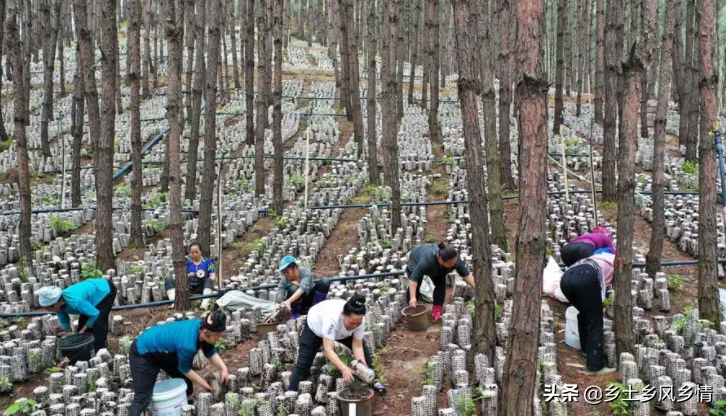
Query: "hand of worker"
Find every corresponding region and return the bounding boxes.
[220,368,230,384]
[200,381,213,392]
[341,366,355,383]
[409,298,418,308]
[78,327,87,334]
[283,300,292,312]
[187,272,196,278]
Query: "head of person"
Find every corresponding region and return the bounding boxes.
[37,286,65,312]
[436,243,459,269]
[342,294,367,331]
[188,242,203,262]
[593,226,612,238]
[200,309,227,345]
[278,255,300,281]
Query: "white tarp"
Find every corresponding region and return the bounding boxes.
[216,290,276,318]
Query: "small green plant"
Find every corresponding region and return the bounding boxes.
[28,352,41,369]
[603,298,613,309]
[4,398,36,415]
[682,160,699,175]
[327,347,352,373]
[710,400,726,416]
[598,201,617,215]
[545,246,553,257]
[606,382,630,416]
[380,239,392,249]
[115,184,132,199]
[49,215,78,234]
[466,300,475,316]
[453,392,477,416]
[421,360,438,386]
[430,180,448,197]
[0,378,12,392]
[143,191,168,209]
[214,338,231,352]
[39,195,55,205]
[147,218,165,233]
[18,258,26,282]
[564,137,579,148]
[423,234,437,244]
[371,354,386,385]
[128,265,145,276]
[277,407,290,416]
[249,238,264,252]
[290,173,305,189]
[379,283,391,294]
[80,262,104,280]
[45,366,63,374]
[441,155,454,166]
[88,379,96,392]
[667,274,686,291]
[31,241,44,252]
[269,358,282,369]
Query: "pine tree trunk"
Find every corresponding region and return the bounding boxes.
[96,0,117,273]
[382,0,401,231]
[0,0,8,141]
[183,0,194,122]
[427,0,440,143]
[451,0,496,367]
[407,0,421,104]
[153,2,159,89]
[271,0,284,214]
[501,0,548,411]
[245,0,254,145]
[198,0,221,257]
[39,0,54,158]
[639,2,649,139]
[594,0,604,123]
[71,44,84,208]
[336,0,353,121]
[681,0,695,159]
[339,0,365,159]
[553,0,566,134]
[22,0,29,127]
[646,0,678,278]
[686,7,700,162]
[697,0,721,327]
[395,0,404,122]
[575,0,585,116]
[563,0,572,96]
[57,3,65,98]
[420,0,430,110]
[6,0,32,266]
[601,0,620,202]
[239,0,246,86]
[186,0,206,203]
[254,0,268,197]
[229,0,240,90]
[366,0,379,186]
[129,0,144,248]
[497,0,515,190]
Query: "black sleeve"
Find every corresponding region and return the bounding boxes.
[455,257,470,277]
[200,341,217,358]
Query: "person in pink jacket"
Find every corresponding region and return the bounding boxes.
[561,227,616,267]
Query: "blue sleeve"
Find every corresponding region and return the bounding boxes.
[177,348,195,373]
[205,259,216,274]
[67,295,101,328]
[57,309,71,330]
[455,258,470,277]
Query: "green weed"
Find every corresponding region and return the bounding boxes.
[606,383,630,416]
[682,160,699,175]
[667,274,686,291]
[80,262,104,280]
[49,215,78,234]
[4,398,36,415]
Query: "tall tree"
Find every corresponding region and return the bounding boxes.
[0,0,8,141]
[427,0,440,143]
[501,0,548,411]
[339,0,365,158]
[645,0,678,278]
[574,0,586,116]
[680,0,696,160]
[185,0,206,202]
[142,0,152,97]
[395,0,404,122]
[593,0,604,123]
[183,0,195,123]
[685,0,700,161]
[553,0,566,134]
[70,42,84,208]
[497,0,515,190]
[480,0,507,251]
[244,0,254,145]
[382,0,402,231]
[697,0,721,326]
[407,0,421,104]
[6,0,31,266]
[271,0,284,214]
[229,0,240,89]
[451,0,496,365]
[563,0,572,95]
[254,0,268,197]
[95,0,118,273]
[129,0,144,248]
[601,0,621,201]
[672,0,685,106]
[164,0,188,310]
[366,0,379,186]
[198,0,221,256]
[420,0,430,110]
[40,0,59,158]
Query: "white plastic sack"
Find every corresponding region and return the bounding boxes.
[420,276,434,303]
[216,290,276,318]
[542,256,569,303]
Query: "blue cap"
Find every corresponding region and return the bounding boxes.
[279,255,297,271]
[37,286,63,307]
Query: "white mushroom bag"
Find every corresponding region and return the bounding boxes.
[542,256,569,303]
[420,276,435,303]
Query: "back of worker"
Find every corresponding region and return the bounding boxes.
[134,319,210,372]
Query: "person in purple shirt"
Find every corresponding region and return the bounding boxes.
[561,227,616,267]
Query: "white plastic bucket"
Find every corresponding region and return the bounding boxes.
[564,306,581,350]
[152,378,188,416]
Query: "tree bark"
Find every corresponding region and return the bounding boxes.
[254,0,268,197]
[697,0,721,327]
[382,0,401,231]
[336,0,353,122]
[40,0,57,159]
[186,0,206,203]
[680,0,695,159]
[501,0,548,411]
[575,0,586,116]
[553,0,566,134]
[239,0,246,87]
[427,0,440,144]
[563,0,572,95]
[366,0,379,186]
[183,0,195,122]
[420,0,430,110]
[407,0,420,104]
[601,0,620,202]
[129,0,144,248]
[451,0,496,366]
[685,0,700,162]
[198,0,221,257]
[229,0,240,90]
[645,0,678,279]
[245,0,254,145]
[271,0,284,215]
[497,0,515,190]
[0,0,8,141]
[6,0,31,266]
[142,0,152,98]
[593,0,604,124]
[672,0,685,106]
[339,0,365,157]
[71,42,84,208]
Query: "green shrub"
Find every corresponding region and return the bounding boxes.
[80,262,103,280]
[667,274,686,291]
[4,399,36,415]
[606,383,630,416]
[682,160,699,175]
[49,215,78,234]
[147,219,165,233]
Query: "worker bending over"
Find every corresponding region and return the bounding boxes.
[560,227,615,267]
[274,255,330,319]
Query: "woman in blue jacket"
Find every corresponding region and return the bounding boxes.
[37,278,118,352]
[128,310,230,416]
[165,242,217,308]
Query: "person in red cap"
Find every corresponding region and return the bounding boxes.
[406,243,475,322]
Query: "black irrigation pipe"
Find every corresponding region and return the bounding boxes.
[0,207,200,216]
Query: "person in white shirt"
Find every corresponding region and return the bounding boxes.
[287,294,385,394]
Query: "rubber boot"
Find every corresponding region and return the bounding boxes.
[200,288,213,310]
[431,305,442,322]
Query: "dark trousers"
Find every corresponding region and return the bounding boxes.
[559,263,605,371]
[288,322,374,392]
[128,342,194,416]
[560,242,596,267]
[406,271,446,307]
[164,277,214,294]
[292,279,331,316]
[78,280,117,352]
